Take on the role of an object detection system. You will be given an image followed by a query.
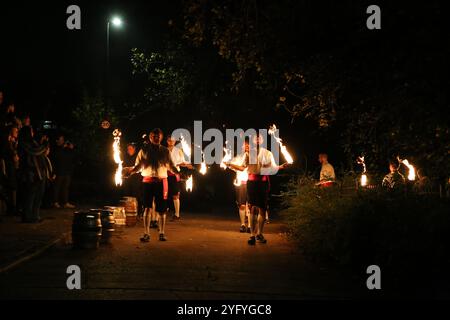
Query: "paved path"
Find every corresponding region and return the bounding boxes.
[0,212,362,299]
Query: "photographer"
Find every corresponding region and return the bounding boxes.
[51,134,76,209]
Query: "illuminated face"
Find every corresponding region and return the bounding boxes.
[7,104,15,113]
[127,145,136,156]
[167,137,176,147]
[10,127,19,139]
[56,136,65,146]
[150,132,162,145]
[389,164,397,173]
[318,154,327,164]
[243,141,250,153]
[253,135,263,146]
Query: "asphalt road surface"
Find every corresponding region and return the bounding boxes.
[0,212,362,299]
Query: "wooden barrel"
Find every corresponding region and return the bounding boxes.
[91,209,115,244]
[104,206,126,226]
[72,211,102,249]
[121,197,138,213]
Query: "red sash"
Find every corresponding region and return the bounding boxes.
[168,171,181,182]
[142,177,169,200]
[248,174,270,182]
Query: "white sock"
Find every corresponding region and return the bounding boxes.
[239,207,246,226]
[173,198,180,217]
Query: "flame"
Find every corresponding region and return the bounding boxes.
[179,135,191,162]
[113,129,123,186]
[220,141,232,169]
[200,161,207,175]
[233,168,248,187]
[186,175,193,192]
[361,174,368,187]
[268,124,294,164]
[357,156,368,187]
[398,157,416,181]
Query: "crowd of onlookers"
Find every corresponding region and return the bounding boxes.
[0,89,76,223]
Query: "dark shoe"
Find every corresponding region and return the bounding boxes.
[140,234,150,242]
[248,236,256,245]
[239,225,247,233]
[159,234,167,241]
[256,234,267,244]
[246,227,251,233]
[265,219,270,224]
[171,215,181,222]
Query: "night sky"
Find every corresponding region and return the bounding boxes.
[0,1,178,118]
[0,0,447,172]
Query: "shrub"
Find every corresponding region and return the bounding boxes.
[281,176,450,295]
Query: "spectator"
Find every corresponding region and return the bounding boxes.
[0,90,4,110]
[52,134,76,209]
[382,160,406,190]
[4,101,21,128]
[123,143,142,215]
[21,114,31,128]
[2,125,20,215]
[18,126,52,223]
[318,153,336,182]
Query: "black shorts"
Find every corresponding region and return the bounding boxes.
[247,180,269,210]
[235,184,248,206]
[142,180,168,213]
[168,175,180,197]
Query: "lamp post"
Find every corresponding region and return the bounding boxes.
[106,16,123,109]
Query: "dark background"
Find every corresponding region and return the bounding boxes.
[0,0,448,209]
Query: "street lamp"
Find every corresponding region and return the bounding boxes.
[106,15,123,109]
[106,16,123,72]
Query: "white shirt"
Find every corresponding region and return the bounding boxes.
[248,147,278,175]
[170,146,186,170]
[320,163,335,181]
[135,148,169,178]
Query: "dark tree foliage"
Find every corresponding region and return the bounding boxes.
[179,0,449,177]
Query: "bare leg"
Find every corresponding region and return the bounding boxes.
[238,205,246,226]
[246,203,251,228]
[173,195,180,218]
[257,210,265,236]
[143,207,151,235]
[250,206,259,237]
[158,212,167,234]
[151,200,158,223]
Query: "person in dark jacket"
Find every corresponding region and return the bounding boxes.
[2,125,20,215]
[52,134,76,209]
[18,126,52,223]
[122,143,142,216]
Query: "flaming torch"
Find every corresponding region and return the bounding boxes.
[199,152,207,175]
[233,168,248,187]
[356,156,368,187]
[268,124,294,164]
[186,175,193,192]
[398,157,416,181]
[112,129,123,186]
[179,134,192,163]
[220,141,232,169]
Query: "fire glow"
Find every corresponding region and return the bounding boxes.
[199,152,207,175]
[398,157,416,181]
[179,135,192,162]
[233,168,248,187]
[268,124,294,164]
[220,141,232,169]
[357,156,368,187]
[113,129,123,186]
[186,175,193,192]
